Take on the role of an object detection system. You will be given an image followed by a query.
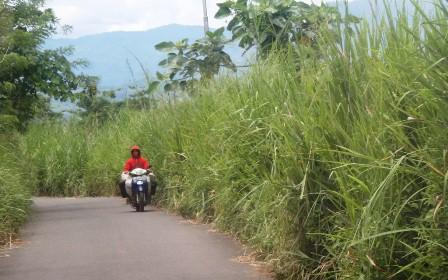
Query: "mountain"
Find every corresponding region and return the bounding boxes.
[44,24,248,90]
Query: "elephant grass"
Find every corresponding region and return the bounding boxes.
[0,136,32,245]
[12,0,448,278]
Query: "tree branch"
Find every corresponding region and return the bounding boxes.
[0,44,11,64]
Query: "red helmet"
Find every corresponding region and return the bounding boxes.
[130,145,141,154]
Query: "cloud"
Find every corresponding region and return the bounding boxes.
[46,0,229,38]
[46,0,334,38]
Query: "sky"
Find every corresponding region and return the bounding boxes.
[45,0,329,39]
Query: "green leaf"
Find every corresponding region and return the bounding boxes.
[147,81,160,93]
[176,39,189,50]
[214,27,225,37]
[216,1,234,8]
[264,7,278,14]
[164,83,172,92]
[232,26,247,41]
[258,32,268,44]
[272,18,285,28]
[171,81,180,89]
[155,41,176,52]
[158,59,169,67]
[156,71,165,80]
[159,53,178,67]
[175,57,188,67]
[215,7,232,19]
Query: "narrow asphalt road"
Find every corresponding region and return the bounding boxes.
[0,197,272,280]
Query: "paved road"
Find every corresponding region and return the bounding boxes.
[0,197,272,280]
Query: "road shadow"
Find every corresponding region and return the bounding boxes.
[123,208,157,213]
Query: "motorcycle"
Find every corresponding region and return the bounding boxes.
[127,168,151,212]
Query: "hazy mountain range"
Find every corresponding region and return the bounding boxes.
[44,24,248,90]
[43,0,436,90]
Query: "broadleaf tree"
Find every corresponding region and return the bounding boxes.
[150,27,237,94]
[215,0,357,58]
[0,0,98,131]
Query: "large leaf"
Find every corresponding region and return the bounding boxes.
[264,6,278,14]
[155,41,176,52]
[227,17,240,32]
[175,39,189,50]
[215,6,232,19]
[158,59,169,67]
[232,26,247,41]
[159,53,178,67]
[147,81,160,93]
[175,56,188,67]
[156,71,165,80]
[214,27,225,38]
[206,27,225,40]
[216,1,234,8]
[258,32,268,45]
[163,83,172,92]
[169,72,176,80]
[272,17,285,28]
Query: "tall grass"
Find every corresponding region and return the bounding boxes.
[7,0,447,278]
[20,112,155,197]
[22,120,90,196]
[0,135,32,245]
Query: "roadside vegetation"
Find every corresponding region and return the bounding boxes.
[0,135,32,245]
[1,0,447,279]
[1,0,99,248]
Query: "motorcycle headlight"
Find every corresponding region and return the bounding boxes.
[137,181,144,185]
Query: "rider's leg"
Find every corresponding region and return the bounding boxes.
[119,181,127,198]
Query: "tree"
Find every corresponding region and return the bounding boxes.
[151,27,236,93]
[215,0,351,58]
[0,0,97,131]
[73,78,126,125]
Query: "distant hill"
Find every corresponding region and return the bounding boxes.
[44,24,248,90]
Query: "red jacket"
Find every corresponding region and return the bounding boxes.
[124,156,150,172]
[124,145,151,172]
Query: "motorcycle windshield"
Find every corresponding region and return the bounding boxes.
[130,168,147,176]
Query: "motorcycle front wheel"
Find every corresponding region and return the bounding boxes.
[136,191,145,212]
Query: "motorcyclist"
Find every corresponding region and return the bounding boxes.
[124,145,152,173]
[119,146,156,202]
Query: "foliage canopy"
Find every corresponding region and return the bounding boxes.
[0,0,97,131]
[152,0,358,93]
[215,0,345,56]
[151,27,236,93]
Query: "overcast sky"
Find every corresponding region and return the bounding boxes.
[46,0,328,38]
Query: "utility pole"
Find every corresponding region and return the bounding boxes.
[202,0,209,36]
